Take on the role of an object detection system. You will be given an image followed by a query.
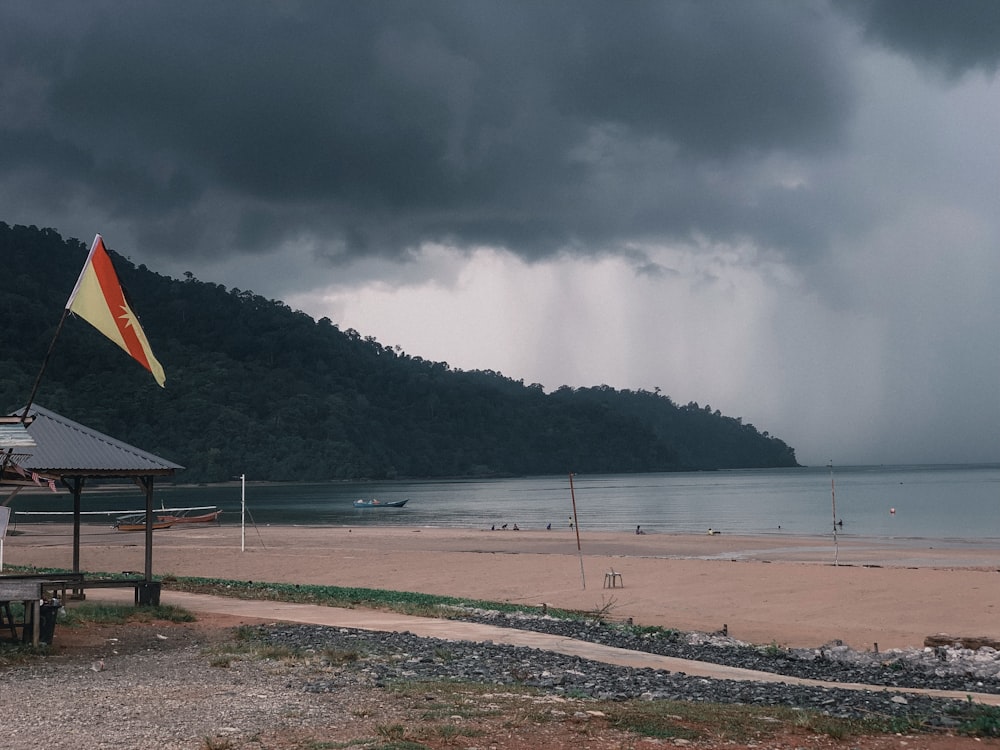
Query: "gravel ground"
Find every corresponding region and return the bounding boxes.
[450,608,1000,694]
[4,610,1000,749]
[253,622,978,728]
[2,637,377,750]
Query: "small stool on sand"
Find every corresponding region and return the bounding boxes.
[603,569,623,588]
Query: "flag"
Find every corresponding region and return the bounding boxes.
[66,234,166,386]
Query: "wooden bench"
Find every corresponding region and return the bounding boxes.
[0,574,161,606]
[78,578,162,605]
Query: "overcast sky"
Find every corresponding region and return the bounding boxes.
[4,1,1000,466]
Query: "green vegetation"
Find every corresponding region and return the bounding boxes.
[166,574,584,620]
[950,697,1000,737]
[60,601,194,627]
[1,221,797,482]
[605,700,902,742]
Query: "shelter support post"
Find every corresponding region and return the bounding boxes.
[140,476,154,581]
[71,477,83,574]
[133,476,161,606]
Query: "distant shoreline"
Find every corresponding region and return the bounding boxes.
[10,465,1000,541]
[9,517,1000,551]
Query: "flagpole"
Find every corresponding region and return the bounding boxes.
[569,472,585,589]
[21,308,71,422]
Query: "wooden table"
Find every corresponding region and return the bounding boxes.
[0,579,42,645]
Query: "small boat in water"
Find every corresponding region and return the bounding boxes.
[353,498,409,508]
[157,509,223,524]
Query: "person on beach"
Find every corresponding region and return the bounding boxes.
[635,525,645,535]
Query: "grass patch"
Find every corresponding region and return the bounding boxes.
[948,696,1000,737]
[605,700,910,743]
[3,564,643,630]
[166,574,581,621]
[370,724,431,749]
[0,641,48,664]
[322,648,360,665]
[61,602,194,627]
[380,681,910,746]
[390,681,514,722]
[208,623,363,668]
[632,624,680,638]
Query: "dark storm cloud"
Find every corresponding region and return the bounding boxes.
[838,0,1000,76]
[2,1,855,268]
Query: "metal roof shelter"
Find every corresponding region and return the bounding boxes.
[2,404,183,583]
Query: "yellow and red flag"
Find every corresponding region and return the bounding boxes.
[65,234,166,387]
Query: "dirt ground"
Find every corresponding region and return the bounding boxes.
[22,605,1000,750]
[9,524,1000,746]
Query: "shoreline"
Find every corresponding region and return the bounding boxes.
[5,523,1000,650]
[13,518,1000,546]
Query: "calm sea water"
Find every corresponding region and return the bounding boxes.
[10,465,1000,542]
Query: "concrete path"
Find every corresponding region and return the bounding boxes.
[87,587,1000,706]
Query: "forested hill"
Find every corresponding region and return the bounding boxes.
[1,222,799,482]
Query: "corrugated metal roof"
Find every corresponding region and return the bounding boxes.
[0,421,35,449]
[11,404,183,476]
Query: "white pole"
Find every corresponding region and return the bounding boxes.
[241,473,246,553]
[830,461,839,566]
[0,538,4,572]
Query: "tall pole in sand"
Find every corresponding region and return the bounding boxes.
[829,461,839,566]
[569,473,585,589]
[241,474,246,553]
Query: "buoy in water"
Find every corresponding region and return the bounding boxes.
[890,507,896,515]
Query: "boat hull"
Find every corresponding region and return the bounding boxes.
[353,498,408,508]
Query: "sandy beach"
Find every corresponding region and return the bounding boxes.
[4,522,1000,650]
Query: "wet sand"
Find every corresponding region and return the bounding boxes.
[4,522,1000,650]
